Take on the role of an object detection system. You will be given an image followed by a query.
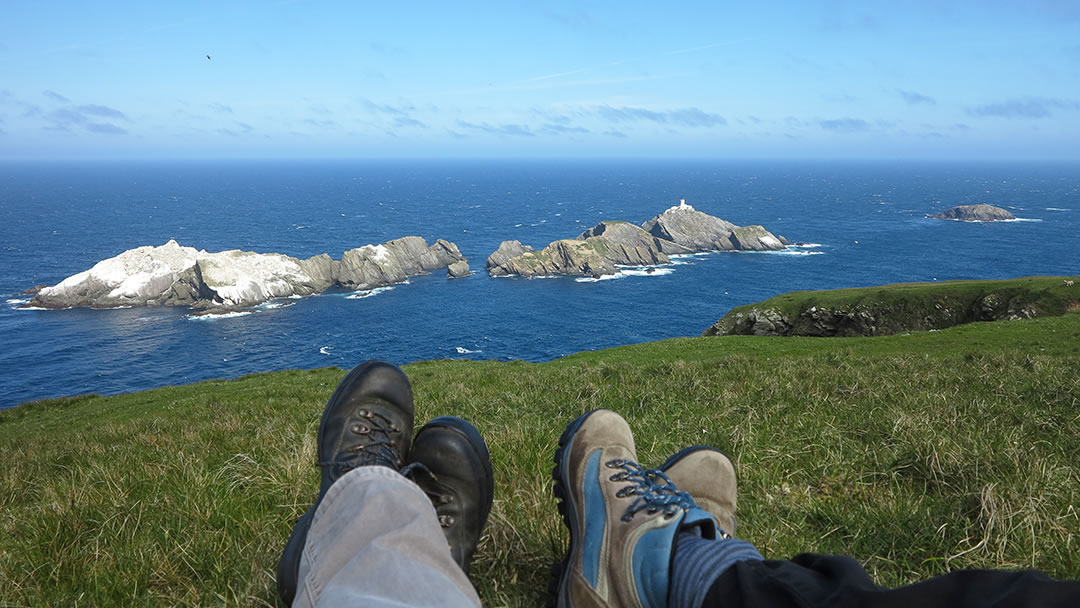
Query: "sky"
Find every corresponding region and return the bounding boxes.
[1,1,1078,161]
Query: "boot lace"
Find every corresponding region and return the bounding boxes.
[605,458,697,521]
[317,408,403,476]
[401,462,457,527]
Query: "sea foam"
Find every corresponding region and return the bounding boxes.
[187,310,253,320]
[575,267,675,282]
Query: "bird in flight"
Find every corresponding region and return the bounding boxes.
[206,55,212,60]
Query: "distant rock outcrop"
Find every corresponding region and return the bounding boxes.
[485,240,534,274]
[640,200,788,252]
[929,204,1015,222]
[30,238,466,310]
[486,200,790,278]
[640,201,737,251]
[487,238,617,278]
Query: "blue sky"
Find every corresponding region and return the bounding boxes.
[2,1,1078,160]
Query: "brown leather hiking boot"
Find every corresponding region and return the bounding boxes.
[660,446,738,538]
[276,360,415,606]
[551,409,721,608]
[403,416,494,575]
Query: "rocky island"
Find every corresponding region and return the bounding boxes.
[929,204,1015,222]
[29,237,467,310]
[485,200,789,278]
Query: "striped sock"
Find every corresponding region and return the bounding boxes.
[668,531,764,608]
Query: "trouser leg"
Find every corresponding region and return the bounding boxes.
[293,466,482,608]
[700,552,1080,608]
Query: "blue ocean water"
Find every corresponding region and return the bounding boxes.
[1,159,1077,409]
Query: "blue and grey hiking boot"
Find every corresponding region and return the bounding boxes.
[551,409,721,608]
[660,446,738,539]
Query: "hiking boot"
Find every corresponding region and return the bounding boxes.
[551,409,721,608]
[276,360,415,606]
[403,416,494,575]
[660,446,738,538]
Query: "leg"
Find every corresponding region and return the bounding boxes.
[294,466,481,607]
[277,361,492,607]
[702,554,1080,608]
[658,442,1080,608]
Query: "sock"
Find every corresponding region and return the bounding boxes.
[668,530,764,608]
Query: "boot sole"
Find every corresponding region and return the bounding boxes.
[548,409,602,608]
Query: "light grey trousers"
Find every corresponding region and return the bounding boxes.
[293,466,483,608]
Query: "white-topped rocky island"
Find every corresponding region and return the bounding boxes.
[28,237,468,311]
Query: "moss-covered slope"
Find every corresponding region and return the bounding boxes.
[704,276,1080,337]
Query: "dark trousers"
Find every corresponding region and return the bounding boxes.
[705,554,1080,608]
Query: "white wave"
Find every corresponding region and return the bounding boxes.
[455,346,481,354]
[14,305,47,311]
[620,267,674,277]
[6,298,29,305]
[319,346,333,355]
[1010,218,1043,223]
[735,248,825,256]
[575,267,675,282]
[668,252,714,260]
[187,310,253,320]
[346,285,396,299]
[791,243,823,248]
[514,223,523,227]
[1045,207,1070,211]
[294,225,310,230]
[261,301,295,309]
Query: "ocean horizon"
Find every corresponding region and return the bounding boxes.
[2,158,1077,409]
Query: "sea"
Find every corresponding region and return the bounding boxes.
[1,159,1077,410]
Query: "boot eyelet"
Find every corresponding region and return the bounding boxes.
[351,424,370,434]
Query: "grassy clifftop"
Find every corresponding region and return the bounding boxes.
[2,285,1079,606]
[705,275,1080,337]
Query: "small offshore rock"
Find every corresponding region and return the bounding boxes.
[447,261,471,278]
[929,204,1015,222]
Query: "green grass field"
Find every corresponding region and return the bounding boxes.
[2,289,1079,606]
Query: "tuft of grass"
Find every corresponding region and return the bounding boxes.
[2,313,1079,605]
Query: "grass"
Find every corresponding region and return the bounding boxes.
[1,308,1079,605]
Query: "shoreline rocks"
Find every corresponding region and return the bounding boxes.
[29,238,467,310]
[486,200,789,278]
[929,204,1015,222]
